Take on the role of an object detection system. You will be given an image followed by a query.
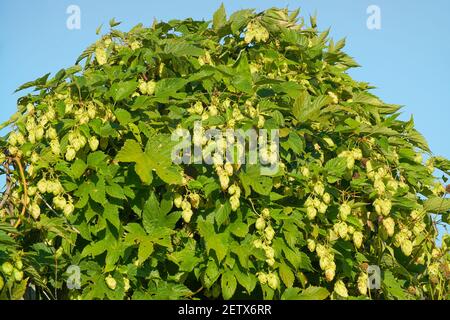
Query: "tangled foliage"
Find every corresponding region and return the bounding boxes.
[0,6,449,300]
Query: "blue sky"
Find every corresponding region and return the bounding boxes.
[1,0,449,158]
[0,1,449,237]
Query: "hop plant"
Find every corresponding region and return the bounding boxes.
[334,280,348,298]
[357,273,368,296]
[0,5,448,301]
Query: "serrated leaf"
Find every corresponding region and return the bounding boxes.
[215,200,231,227]
[164,41,204,57]
[297,286,329,300]
[229,221,248,238]
[71,158,87,179]
[142,192,179,232]
[250,176,273,195]
[90,177,107,205]
[221,270,237,300]
[116,139,153,184]
[109,80,137,102]
[105,183,126,200]
[109,18,121,27]
[293,91,330,122]
[138,240,154,264]
[279,263,295,288]
[87,151,107,169]
[104,203,120,230]
[233,268,256,294]
[287,131,304,154]
[324,157,347,179]
[382,270,409,300]
[197,218,229,262]
[115,108,132,126]
[423,197,450,213]
[213,3,227,31]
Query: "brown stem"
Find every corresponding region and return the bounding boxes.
[0,160,12,210]
[13,157,28,228]
[187,286,204,298]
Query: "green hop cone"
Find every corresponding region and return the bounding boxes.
[0,275,4,291]
[105,275,117,290]
[401,239,413,256]
[266,273,279,290]
[173,193,183,208]
[339,203,351,221]
[334,280,348,298]
[2,262,14,275]
[357,273,368,296]
[307,239,316,252]
[257,272,267,285]
[255,217,266,231]
[15,260,23,270]
[13,269,24,282]
[88,136,99,151]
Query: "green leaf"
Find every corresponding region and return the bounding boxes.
[104,203,120,230]
[90,177,107,205]
[145,135,183,185]
[221,270,237,300]
[287,131,304,154]
[168,240,201,272]
[215,200,231,227]
[324,157,347,179]
[229,9,253,34]
[164,41,204,57]
[203,259,221,288]
[232,74,253,93]
[71,159,87,179]
[109,18,121,27]
[138,240,154,264]
[293,91,330,123]
[250,176,273,195]
[87,151,107,169]
[154,78,186,98]
[109,80,137,102]
[105,183,126,200]
[145,282,192,300]
[81,237,110,257]
[116,139,153,184]
[142,192,178,231]
[197,218,229,262]
[213,3,227,31]
[382,270,409,300]
[423,197,450,213]
[281,287,300,300]
[279,263,295,288]
[233,268,256,294]
[352,92,384,106]
[15,73,50,92]
[229,221,248,238]
[433,156,450,174]
[408,129,430,152]
[115,108,132,126]
[294,286,329,300]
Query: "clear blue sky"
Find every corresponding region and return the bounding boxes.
[0,0,449,238]
[1,0,449,158]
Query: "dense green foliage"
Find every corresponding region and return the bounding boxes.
[0,6,449,300]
